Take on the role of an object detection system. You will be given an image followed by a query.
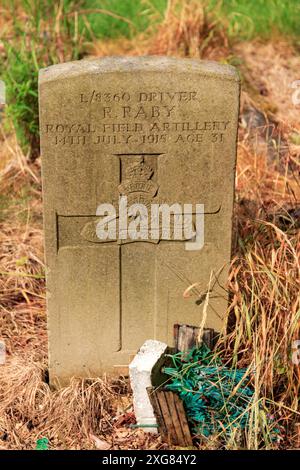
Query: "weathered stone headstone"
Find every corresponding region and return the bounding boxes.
[39,57,240,385]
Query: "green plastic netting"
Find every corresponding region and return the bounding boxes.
[164,345,263,439]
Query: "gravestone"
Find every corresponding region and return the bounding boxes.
[39,57,240,386]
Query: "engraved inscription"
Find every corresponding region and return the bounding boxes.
[45,120,230,147]
[44,88,231,147]
[79,90,199,104]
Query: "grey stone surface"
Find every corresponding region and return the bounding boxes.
[39,56,240,385]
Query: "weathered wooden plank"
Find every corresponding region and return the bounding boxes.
[168,391,192,447]
[147,386,168,439]
[163,391,184,445]
[174,323,217,351]
[147,387,193,447]
[173,392,193,447]
[156,391,176,443]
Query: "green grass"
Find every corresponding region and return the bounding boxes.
[79,0,300,40]
[78,0,168,39]
[208,0,300,40]
[3,43,40,159]
[1,0,83,160]
[1,0,299,159]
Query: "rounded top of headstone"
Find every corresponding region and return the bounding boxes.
[39,56,240,84]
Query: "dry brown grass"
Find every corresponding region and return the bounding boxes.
[90,0,229,60]
[0,356,134,449]
[148,0,229,60]
[222,220,299,448]
[0,134,45,361]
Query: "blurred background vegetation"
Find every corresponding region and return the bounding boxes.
[0,0,299,160]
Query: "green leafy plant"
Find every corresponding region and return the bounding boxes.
[4,43,40,160]
[1,0,84,160]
